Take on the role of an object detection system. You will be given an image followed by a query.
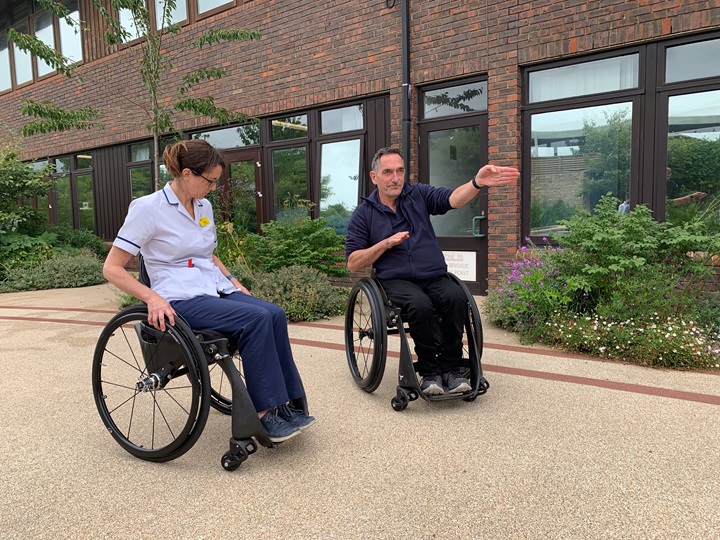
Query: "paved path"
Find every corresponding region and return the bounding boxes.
[0,284,718,539]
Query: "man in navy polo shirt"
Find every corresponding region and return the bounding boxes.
[345,147,519,395]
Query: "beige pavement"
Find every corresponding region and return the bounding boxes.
[1,284,719,539]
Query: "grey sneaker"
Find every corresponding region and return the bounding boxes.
[444,371,471,394]
[260,408,301,443]
[277,403,316,430]
[420,374,444,395]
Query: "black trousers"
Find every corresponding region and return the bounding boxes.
[379,274,466,376]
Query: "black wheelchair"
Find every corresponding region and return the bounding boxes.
[344,273,489,411]
[91,260,308,471]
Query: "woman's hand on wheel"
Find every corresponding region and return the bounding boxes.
[146,294,176,331]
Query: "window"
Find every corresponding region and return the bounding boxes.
[321,105,363,134]
[12,22,33,86]
[665,89,720,233]
[319,139,361,234]
[33,11,55,77]
[128,143,153,199]
[58,1,82,63]
[49,154,95,231]
[155,0,187,29]
[423,81,488,119]
[119,0,237,38]
[528,55,639,103]
[666,38,720,83]
[3,2,83,91]
[197,0,234,16]
[528,103,633,236]
[192,124,260,148]
[264,104,370,227]
[523,33,720,241]
[271,115,308,141]
[0,33,10,92]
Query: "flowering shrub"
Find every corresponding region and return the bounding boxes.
[486,195,720,370]
[543,313,720,370]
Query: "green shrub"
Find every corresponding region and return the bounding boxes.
[0,248,106,292]
[252,265,347,322]
[43,225,110,259]
[242,215,348,277]
[0,232,54,280]
[486,195,720,369]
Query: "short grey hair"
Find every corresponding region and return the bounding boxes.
[371,147,403,174]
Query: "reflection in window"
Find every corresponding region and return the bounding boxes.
[319,139,360,234]
[130,143,150,162]
[192,124,260,148]
[55,156,71,173]
[271,115,308,141]
[54,176,73,227]
[198,0,231,14]
[76,174,94,230]
[321,105,363,134]
[0,34,10,92]
[33,11,55,77]
[272,147,307,221]
[423,81,488,119]
[130,167,152,199]
[530,103,633,235]
[156,0,187,28]
[12,24,33,85]
[75,154,92,169]
[529,55,639,103]
[158,164,172,184]
[666,90,720,233]
[428,126,482,237]
[229,160,258,233]
[666,39,720,83]
[59,1,82,63]
[118,9,141,42]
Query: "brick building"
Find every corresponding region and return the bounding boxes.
[1,0,719,293]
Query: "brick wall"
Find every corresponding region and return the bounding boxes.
[3,0,720,287]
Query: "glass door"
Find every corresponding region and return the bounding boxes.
[419,117,489,293]
[221,148,262,233]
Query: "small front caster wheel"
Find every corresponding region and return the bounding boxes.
[221,452,244,471]
[391,397,407,411]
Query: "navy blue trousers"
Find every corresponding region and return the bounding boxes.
[171,292,304,413]
[379,275,466,377]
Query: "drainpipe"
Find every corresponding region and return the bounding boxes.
[401,0,411,178]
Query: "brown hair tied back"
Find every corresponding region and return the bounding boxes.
[163,139,226,178]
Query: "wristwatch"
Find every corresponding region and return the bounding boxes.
[471,177,482,189]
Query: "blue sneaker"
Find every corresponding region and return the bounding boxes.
[260,408,301,443]
[277,403,316,430]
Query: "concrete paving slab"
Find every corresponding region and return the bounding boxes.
[0,284,718,539]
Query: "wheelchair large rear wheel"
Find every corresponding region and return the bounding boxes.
[92,306,211,462]
[345,278,387,392]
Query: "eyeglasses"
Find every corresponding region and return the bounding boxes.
[191,169,220,187]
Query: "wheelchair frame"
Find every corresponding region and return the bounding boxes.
[344,273,489,411]
[91,259,308,471]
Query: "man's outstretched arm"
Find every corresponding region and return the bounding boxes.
[449,164,520,209]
